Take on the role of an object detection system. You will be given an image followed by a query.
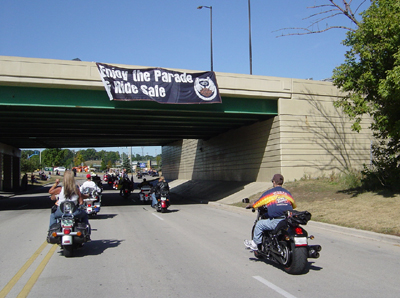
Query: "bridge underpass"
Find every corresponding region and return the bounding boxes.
[0,85,276,149]
[0,56,282,190]
[1,56,373,192]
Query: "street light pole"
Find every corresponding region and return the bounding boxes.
[197,5,213,72]
[248,0,253,75]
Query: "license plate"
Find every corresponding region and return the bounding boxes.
[294,237,308,246]
[61,219,74,227]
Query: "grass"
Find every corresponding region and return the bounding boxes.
[232,177,400,237]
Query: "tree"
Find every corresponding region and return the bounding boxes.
[79,148,98,161]
[156,154,162,170]
[332,0,400,189]
[21,150,40,172]
[276,0,368,36]
[74,152,85,166]
[42,148,65,167]
[121,155,132,173]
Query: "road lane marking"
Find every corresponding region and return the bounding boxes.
[253,276,298,298]
[152,213,164,221]
[0,241,48,298]
[17,244,57,298]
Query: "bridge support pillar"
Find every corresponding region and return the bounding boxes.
[0,143,21,191]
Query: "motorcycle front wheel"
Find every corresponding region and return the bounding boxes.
[280,241,308,275]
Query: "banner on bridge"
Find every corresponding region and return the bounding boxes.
[96,63,221,104]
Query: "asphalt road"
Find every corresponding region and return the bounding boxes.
[1,182,400,298]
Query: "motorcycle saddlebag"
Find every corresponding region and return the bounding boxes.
[288,210,312,225]
[47,222,61,244]
[74,222,87,244]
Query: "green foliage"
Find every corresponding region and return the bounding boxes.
[22,148,161,173]
[100,160,107,171]
[156,154,162,170]
[21,157,39,172]
[361,141,400,191]
[121,155,132,172]
[340,171,362,189]
[333,0,400,190]
[41,148,65,167]
[73,152,85,166]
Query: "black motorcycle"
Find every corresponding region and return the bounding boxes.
[247,206,321,274]
[120,178,134,199]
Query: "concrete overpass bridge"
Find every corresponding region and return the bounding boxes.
[0,56,372,191]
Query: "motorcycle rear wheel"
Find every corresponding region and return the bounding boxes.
[63,245,74,258]
[280,241,308,275]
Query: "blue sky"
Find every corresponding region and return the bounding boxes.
[1,0,369,154]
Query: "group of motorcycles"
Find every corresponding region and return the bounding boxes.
[46,173,321,275]
[46,174,322,275]
[103,173,170,212]
[47,174,172,257]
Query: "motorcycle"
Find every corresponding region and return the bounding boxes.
[107,175,116,187]
[155,189,170,213]
[139,185,152,203]
[120,179,134,199]
[81,187,101,217]
[247,205,321,275]
[113,179,119,190]
[47,201,90,257]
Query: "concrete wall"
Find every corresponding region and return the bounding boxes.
[162,80,373,182]
[0,143,21,190]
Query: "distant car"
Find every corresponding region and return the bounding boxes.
[53,167,66,172]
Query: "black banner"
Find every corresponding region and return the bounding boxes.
[96,63,221,104]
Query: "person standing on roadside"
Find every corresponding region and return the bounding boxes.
[21,173,28,190]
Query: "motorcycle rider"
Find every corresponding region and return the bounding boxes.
[80,173,102,200]
[48,170,90,240]
[151,176,170,208]
[244,174,296,251]
[119,176,133,196]
[138,178,150,188]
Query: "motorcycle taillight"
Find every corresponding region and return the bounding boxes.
[88,204,92,207]
[64,229,71,235]
[294,227,304,235]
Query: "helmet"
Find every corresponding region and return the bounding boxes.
[86,174,91,179]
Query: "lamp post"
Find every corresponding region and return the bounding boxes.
[248,0,253,75]
[197,5,213,72]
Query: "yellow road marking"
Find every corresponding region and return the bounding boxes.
[0,241,55,298]
[16,244,57,298]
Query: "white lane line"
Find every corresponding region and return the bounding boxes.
[152,213,164,221]
[253,276,298,298]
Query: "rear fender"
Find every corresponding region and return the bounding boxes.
[62,235,73,245]
[284,227,308,247]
